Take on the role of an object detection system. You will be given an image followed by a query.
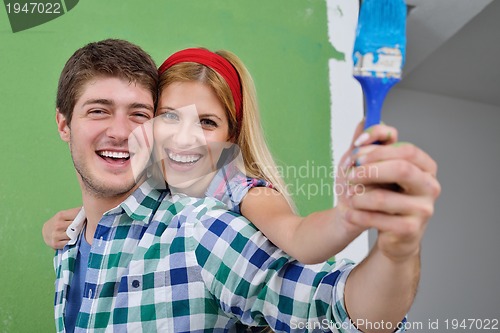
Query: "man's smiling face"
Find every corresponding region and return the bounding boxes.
[57,76,154,198]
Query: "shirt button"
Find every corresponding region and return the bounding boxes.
[132,280,140,288]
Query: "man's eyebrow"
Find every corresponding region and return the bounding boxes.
[82,99,113,107]
[82,99,153,112]
[130,103,154,112]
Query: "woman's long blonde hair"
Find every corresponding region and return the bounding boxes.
[158,49,295,210]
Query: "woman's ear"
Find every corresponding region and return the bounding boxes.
[56,109,71,142]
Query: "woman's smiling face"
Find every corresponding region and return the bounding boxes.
[154,81,231,196]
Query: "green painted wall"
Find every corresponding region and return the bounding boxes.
[0,1,342,331]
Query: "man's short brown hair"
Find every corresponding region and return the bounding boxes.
[56,39,158,125]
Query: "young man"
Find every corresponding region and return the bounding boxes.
[53,39,158,332]
[53,39,440,332]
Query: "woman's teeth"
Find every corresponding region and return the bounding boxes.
[168,152,201,164]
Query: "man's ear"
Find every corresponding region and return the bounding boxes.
[56,109,71,142]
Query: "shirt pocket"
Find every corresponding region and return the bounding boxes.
[114,271,169,324]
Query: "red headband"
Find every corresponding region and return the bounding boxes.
[158,48,243,124]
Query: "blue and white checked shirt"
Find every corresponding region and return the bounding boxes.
[54,179,382,332]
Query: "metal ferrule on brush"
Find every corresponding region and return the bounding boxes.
[353,47,403,79]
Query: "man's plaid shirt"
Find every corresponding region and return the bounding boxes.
[53,179,366,332]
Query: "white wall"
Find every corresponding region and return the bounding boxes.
[382,87,500,326]
[327,0,369,264]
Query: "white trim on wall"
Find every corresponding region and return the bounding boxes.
[326,0,368,263]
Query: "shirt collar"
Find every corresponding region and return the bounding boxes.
[65,178,168,245]
[66,207,86,246]
[119,178,167,223]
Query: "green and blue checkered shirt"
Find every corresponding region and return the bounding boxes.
[54,179,373,332]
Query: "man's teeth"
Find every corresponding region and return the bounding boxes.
[168,152,200,163]
[99,151,130,159]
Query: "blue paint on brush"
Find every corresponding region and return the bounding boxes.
[353,0,407,130]
[353,0,407,63]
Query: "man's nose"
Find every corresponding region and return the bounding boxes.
[106,114,132,141]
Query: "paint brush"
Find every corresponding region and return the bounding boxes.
[353,0,407,130]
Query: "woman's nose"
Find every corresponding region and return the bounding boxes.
[171,120,205,149]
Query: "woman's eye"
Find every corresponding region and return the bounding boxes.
[200,118,217,128]
[161,111,179,121]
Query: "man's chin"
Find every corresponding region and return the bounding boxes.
[81,176,141,199]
